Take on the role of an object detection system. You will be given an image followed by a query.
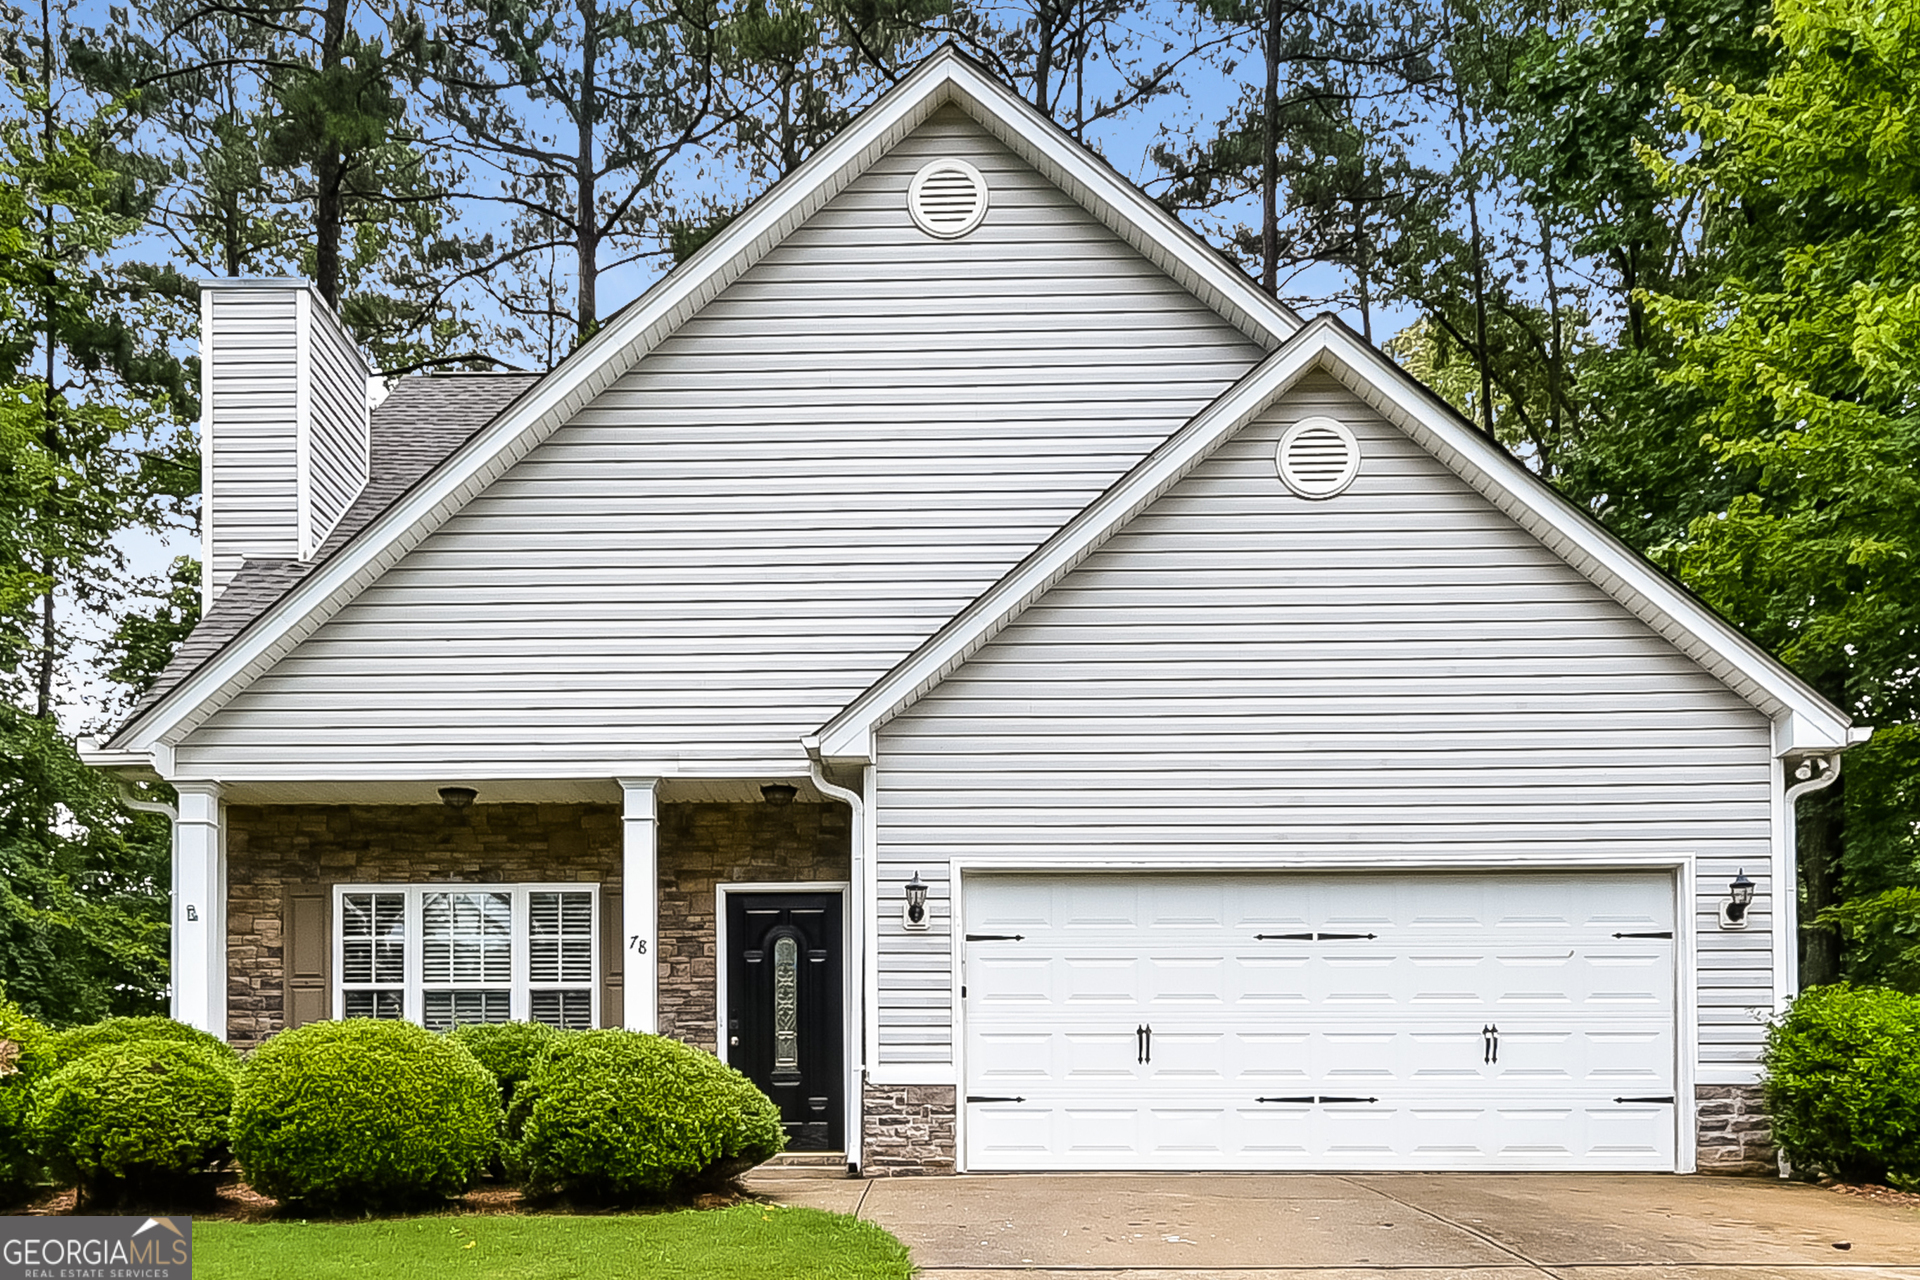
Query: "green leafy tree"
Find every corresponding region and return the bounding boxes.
[0,1,181,1022]
[1648,0,1920,984]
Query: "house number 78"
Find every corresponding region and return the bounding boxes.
[628,936,647,954]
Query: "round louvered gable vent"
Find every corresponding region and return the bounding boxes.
[1276,417,1361,499]
[908,159,989,238]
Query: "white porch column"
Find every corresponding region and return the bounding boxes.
[173,782,226,1039]
[619,778,659,1033]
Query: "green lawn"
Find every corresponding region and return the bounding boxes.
[193,1204,914,1279]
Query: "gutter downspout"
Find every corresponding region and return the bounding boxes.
[807,753,867,1177]
[119,783,180,1018]
[1780,750,1845,1002]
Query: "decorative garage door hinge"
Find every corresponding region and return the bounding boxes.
[965,933,1025,941]
[1612,931,1674,939]
[967,1095,1027,1103]
[1254,931,1378,941]
[1255,1095,1381,1104]
[1614,1095,1676,1104]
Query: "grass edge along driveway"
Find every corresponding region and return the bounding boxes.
[194,1202,914,1279]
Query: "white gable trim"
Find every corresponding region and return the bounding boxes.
[812,317,1857,763]
[108,46,1303,755]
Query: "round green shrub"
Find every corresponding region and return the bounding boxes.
[446,1021,560,1118]
[232,1019,502,1210]
[28,1039,237,1206]
[512,1030,785,1202]
[52,1017,237,1070]
[1764,984,1920,1188]
[0,1000,56,1203]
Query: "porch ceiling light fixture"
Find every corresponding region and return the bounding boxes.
[1720,870,1755,930]
[438,786,478,809]
[760,782,798,805]
[903,871,929,931]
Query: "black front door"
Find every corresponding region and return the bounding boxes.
[725,891,843,1151]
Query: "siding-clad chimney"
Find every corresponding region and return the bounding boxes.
[199,279,374,610]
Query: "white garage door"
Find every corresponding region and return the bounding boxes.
[962,871,1678,1172]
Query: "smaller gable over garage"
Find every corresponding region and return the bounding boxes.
[816,318,1857,765]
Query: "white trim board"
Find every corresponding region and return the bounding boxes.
[814,317,1857,764]
[106,45,1302,758]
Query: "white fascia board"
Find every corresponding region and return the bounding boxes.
[816,318,1855,761]
[110,47,1300,756]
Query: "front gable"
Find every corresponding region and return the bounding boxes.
[162,103,1272,787]
[818,321,1855,762]
[867,368,1783,1074]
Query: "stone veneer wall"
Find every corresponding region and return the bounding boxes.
[862,1084,957,1175]
[1696,1083,1775,1175]
[227,799,849,1053]
[654,801,850,1051]
[226,802,623,1048]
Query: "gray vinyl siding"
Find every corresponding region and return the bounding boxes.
[174,106,1268,777]
[305,304,370,550]
[872,372,1775,1072]
[207,287,300,593]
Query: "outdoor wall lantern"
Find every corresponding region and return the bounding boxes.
[903,872,930,930]
[761,782,798,805]
[1720,870,1755,930]
[438,786,478,809]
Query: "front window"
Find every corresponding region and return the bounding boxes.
[332,884,597,1031]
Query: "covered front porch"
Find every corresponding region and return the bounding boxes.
[163,775,861,1160]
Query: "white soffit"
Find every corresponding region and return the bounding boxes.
[813,317,1856,761]
[107,46,1304,754]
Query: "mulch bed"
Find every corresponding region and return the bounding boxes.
[14,1176,747,1222]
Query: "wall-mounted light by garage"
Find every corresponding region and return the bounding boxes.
[903,872,929,931]
[1719,870,1755,930]
[761,782,798,805]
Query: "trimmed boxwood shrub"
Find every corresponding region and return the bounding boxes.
[28,1039,237,1206]
[446,1021,560,1119]
[0,999,56,1203]
[232,1019,502,1210]
[1764,984,1920,1188]
[512,1030,784,1202]
[52,1017,237,1069]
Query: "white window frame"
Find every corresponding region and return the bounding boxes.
[331,883,599,1030]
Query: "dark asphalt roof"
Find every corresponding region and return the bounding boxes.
[117,372,542,735]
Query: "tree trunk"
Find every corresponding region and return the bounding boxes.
[1034,1,1056,114]
[1260,0,1280,296]
[35,0,57,723]
[314,0,348,307]
[574,0,600,342]
[1797,778,1846,986]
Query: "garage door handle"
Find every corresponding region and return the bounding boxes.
[1614,1095,1676,1104]
[1255,932,1379,941]
[1483,1024,1498,1064]
[1136,1024,1152,1064]
[1256,1095,1379,1104]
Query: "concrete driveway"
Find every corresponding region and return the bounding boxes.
[744,1168,1920,1279]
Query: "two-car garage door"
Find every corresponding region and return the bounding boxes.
[962,871,1679,1171]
